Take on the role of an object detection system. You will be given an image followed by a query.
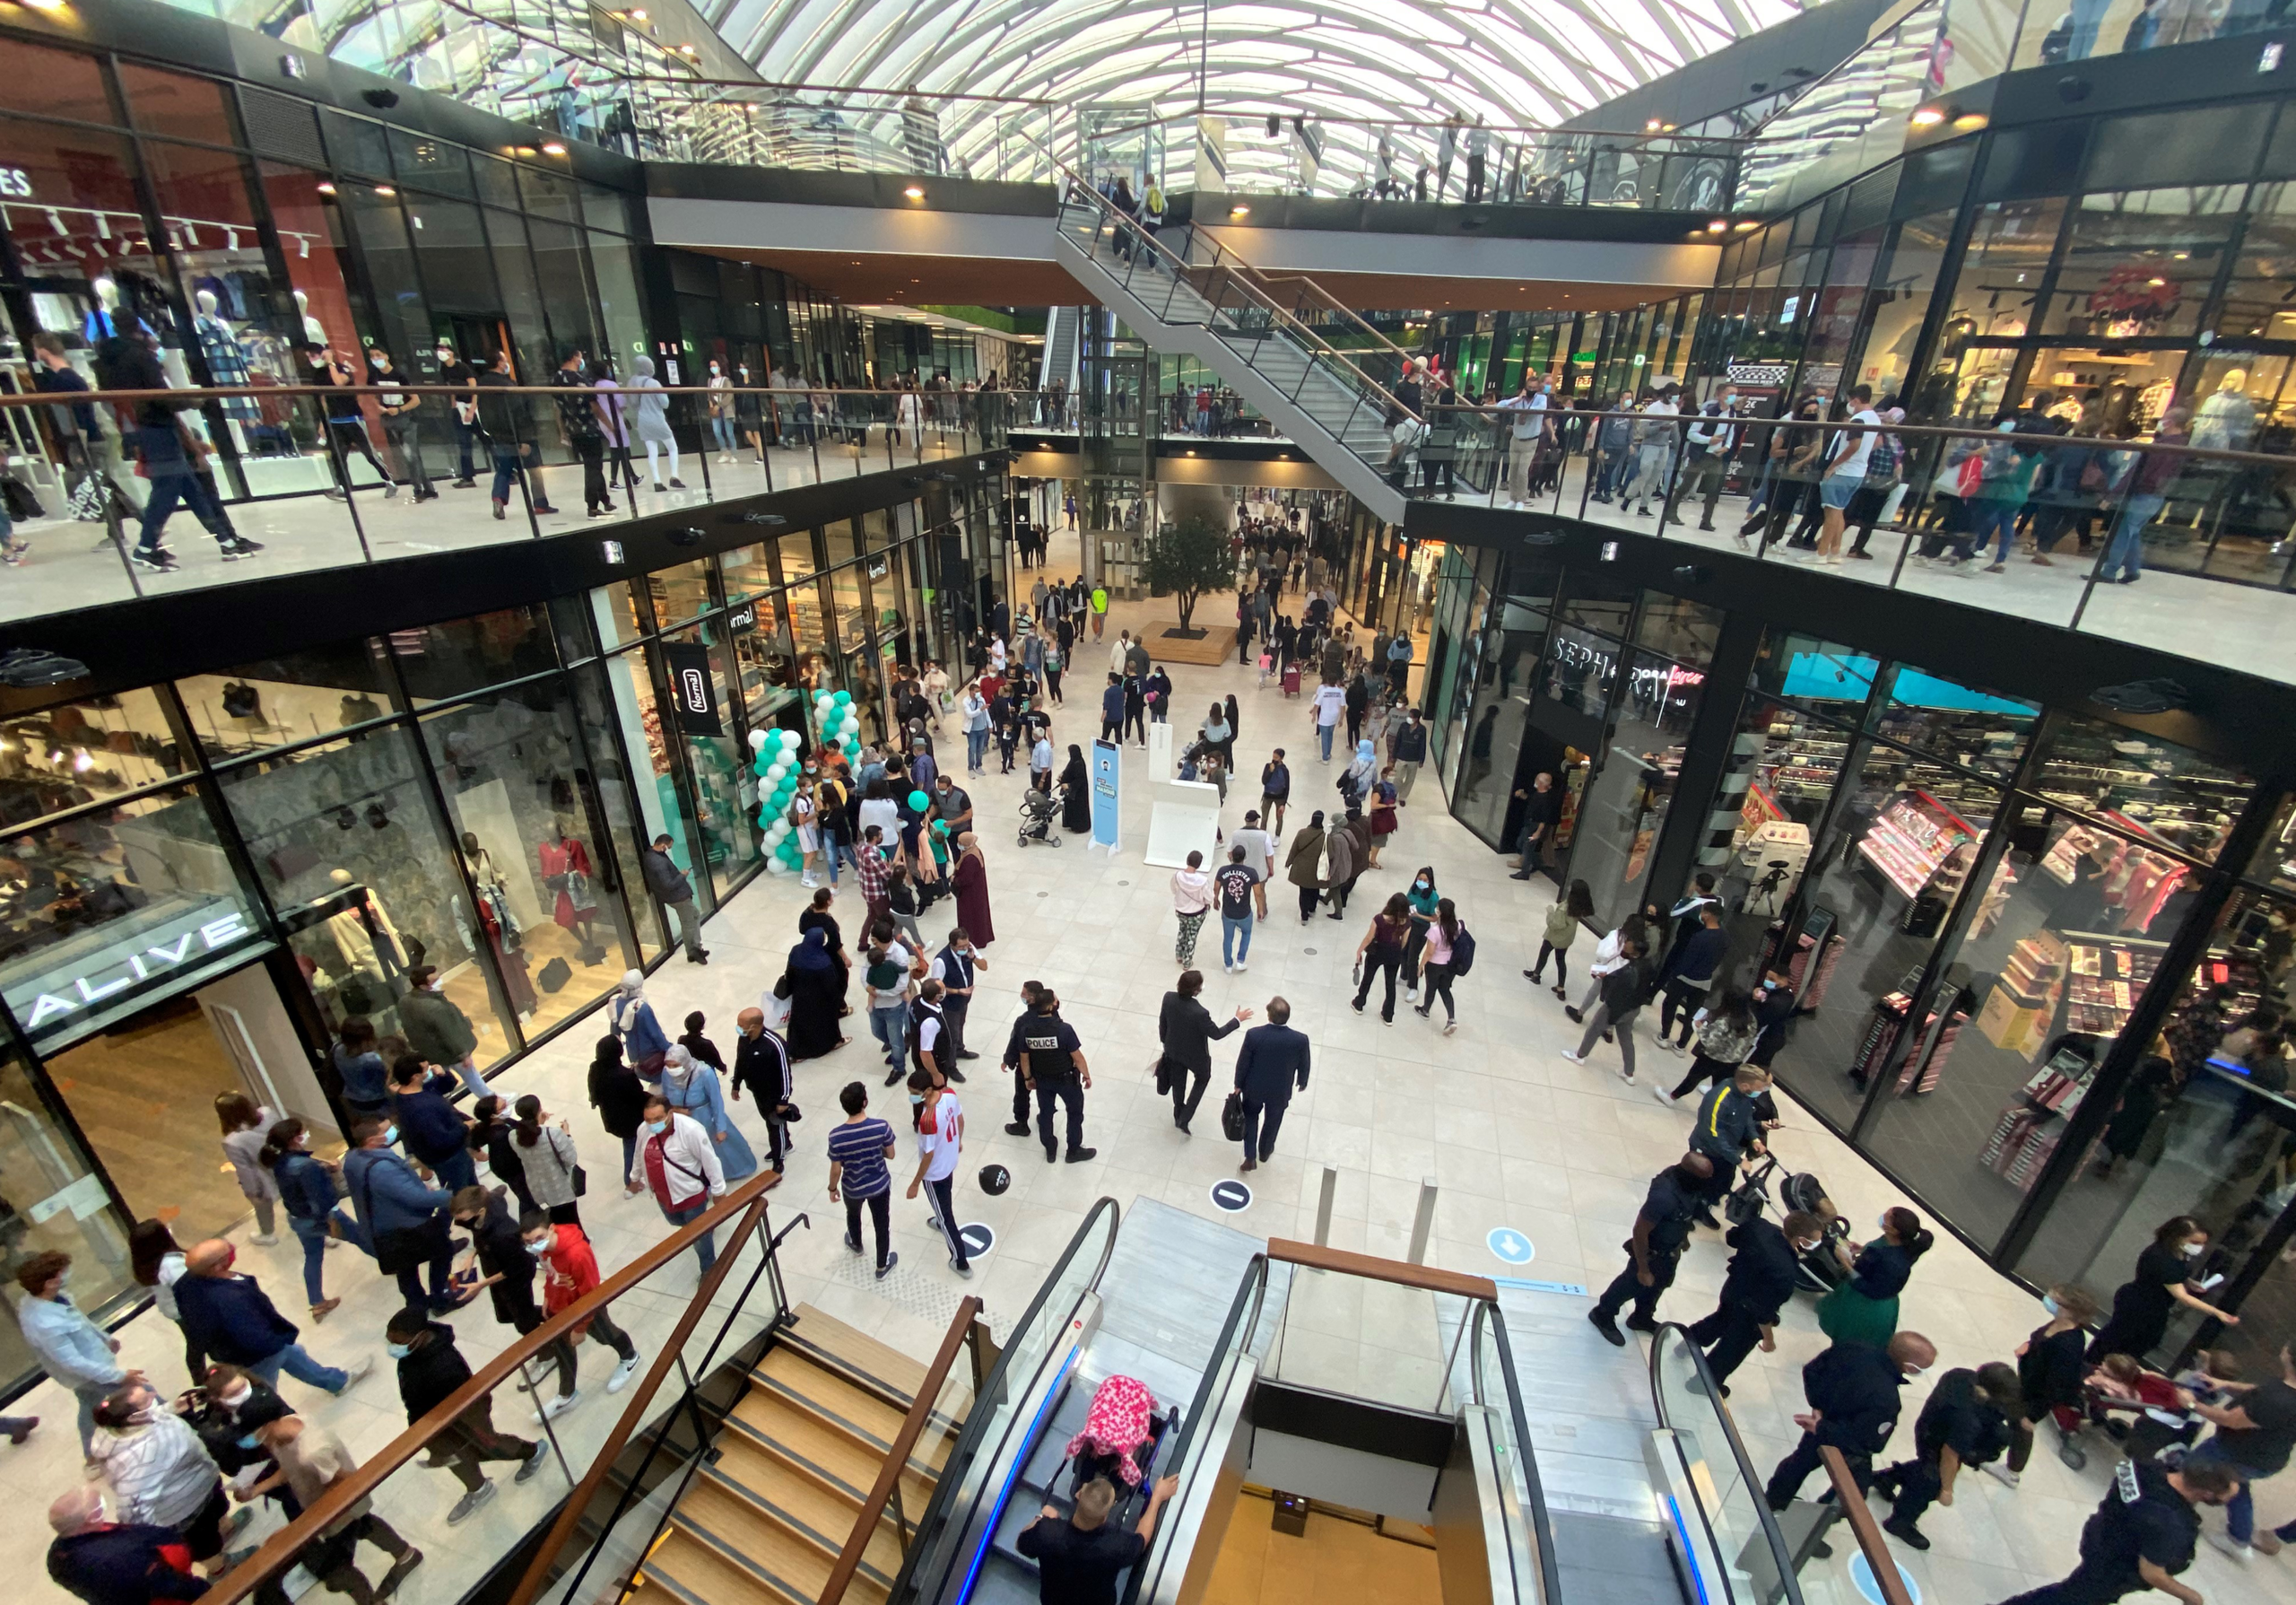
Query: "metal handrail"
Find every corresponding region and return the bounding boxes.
[885,1196,1124,1602]
[818,1295,986,1605]
[1648,1321,1804,1605]
[1820,1445,1917,1605]
[1470,1301,1567,1605]
[203,1172,787,1605]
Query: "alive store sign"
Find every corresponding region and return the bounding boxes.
[6,902,260,1033]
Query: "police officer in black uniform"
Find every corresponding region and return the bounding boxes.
[1000,980,1049,1138]
[1008,990,1096,1164]
[1763,1330,1936,1509]
[1996,1457,2238,1605]
[1687,1208,1822,1394]
[1874,1361,2018,1549]
[1587,1151,1713,1346]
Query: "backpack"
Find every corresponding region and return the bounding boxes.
[1449,925,1477,976]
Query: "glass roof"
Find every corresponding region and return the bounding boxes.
[704,0,1815,161]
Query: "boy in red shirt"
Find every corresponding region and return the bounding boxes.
[525,1214,643,1399]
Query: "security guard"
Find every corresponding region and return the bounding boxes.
[1687,1209,1822,1394]
[1763,1330,1935,1509]
[1996,1457,2238,1605]
[999,980,1049,1138]
[1874,1361,2017,1549]
[1012,990,1095,1164]
[1587,1151,1712,1346]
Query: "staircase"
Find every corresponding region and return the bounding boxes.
[1050,185,1412,523]
[631,1304,967,1605]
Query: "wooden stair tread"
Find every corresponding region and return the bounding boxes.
[730,1391,943,1511]
[647,1529,812,1605]
[660,1487,892,1605]
[705,1436,907,1580]
[788,1302,934,1400]
[758,1347,918,1442]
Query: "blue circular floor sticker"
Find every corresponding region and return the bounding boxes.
[1851,1553,1921,1605]
[1209,1179,1253,1213]
[959,1224,995,1259]
[1488,1227,1535,1266]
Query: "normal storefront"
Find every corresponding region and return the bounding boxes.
[0,501,968,1398]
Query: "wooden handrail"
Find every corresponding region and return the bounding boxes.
[202,1170,785,1605]
[1819,1445,1915,1605]
[1266,1238,1498,1302]
[818,1295,986,1605]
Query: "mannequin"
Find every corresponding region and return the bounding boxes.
[462,832,535,1019]
[537,818,604,964]
[2191,370,2259,452]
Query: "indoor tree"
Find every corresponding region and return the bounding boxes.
[1139,513,1232,636]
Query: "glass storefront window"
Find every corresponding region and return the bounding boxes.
[0,1040,135,1391]
[1575,650,1709,928]
[473,155,521,211]
[1556,570,1635,640]
[1747,631,1880,723]
[1944,198,2065,342]
[779,529,820,587]
[117,65,235,146]
[218,728,520,1070]
[1633,593,1723,668]
[2014,881,2292,1373]
[178,643,398,762]
[1866,211,1954,406]
[420,681,638,1039]
[596,648,699,904]
[1,118,184,367]
[2031,715,2252,863]
[0,786,264,1051]
[568,666,664,962]
[1537,624,1625,721]
[647,559,714,628]
[2042,188,2239,341]
[0,690,187,826]
[823,519,861,570]
[656,630,761,895]
[394,607,561,702]
[0,43,113,125]
[389,129,472,199]
[1867,663,2039,782]
[720,542,779,605]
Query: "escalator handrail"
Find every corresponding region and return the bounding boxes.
[888,1195,1124,1602]
[1117,1252,1272,1605]
[1648,1320,1805,1605]
[1471,1301,1568,1605]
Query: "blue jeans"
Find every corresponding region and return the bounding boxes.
[2104,492,2163,580]
[490,443,536,505]
[249,1342,349,1394]
[1222,913,1254,966]
[138,469,231,551]
[1318,723,1335,761]
[870,1001,910,1072]
[663,1199,717,1269]
[2185,1439,2265,1543]
[710,415,735,450]
[288,1211,357,1305]
[1968,501,2020,563]
[827,837,860,884]
[967,728,990,772]
[428,1147,478,1193]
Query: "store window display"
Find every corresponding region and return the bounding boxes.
[657,626,762,894]
[177,644,397,760]
[420,683,635,1039]
[217,727,519,1071]
[2014,882,2296,1374]
[2029,715,2250,864]
[569,663,666,963]
[0,689,188,829]
[0,1041,134,1383]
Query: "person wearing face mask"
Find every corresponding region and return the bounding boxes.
[16,1250,136,1449]
[232,1392,421,1603]
[46,1480,211,1605]
[259,1120,361,1320]
[1686,1209,1824,1396]
[528,1211,642,1395]
[197,1365,291,1518]
[172,1239,372,1401]
[1762,1330,1937,1511]
[1587,1151,1713,1346]
[367,346,434,504]
[382,1307,546,1526]
[1996,1455,2239,1605]
[1873,1360,2020,1550]
[448,1185,580,1423]
[1816,1205,1935,1348]
[552,346,612,519]
[2087,1215,2238,1364]
[434,340,480,487]
[388,1057,477,1192]
[342,1117,463,1314]
[1993,1285,2102,1487]
[1387,707,1429,801]
[630,1092,727,1269]
[397,964,486,1096]
[85,1386,240,1576]
[706,361,735,460]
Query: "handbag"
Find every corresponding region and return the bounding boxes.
[537,956,573,993]
[1220,1091,1246,1143]
[571,1164,588,1198]
[2,476,45,521]
[1152,1055,1177,1095]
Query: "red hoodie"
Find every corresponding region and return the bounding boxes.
[540,1223,603,1336]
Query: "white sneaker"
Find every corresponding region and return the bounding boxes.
[1649,1083,1674,1107]
[607,1354,642,1393]
[1980,1461,2019,1487]
[534,1391,581,1423]
[1561,1050,1587,1065]
[1233,962,1247,973]
[251,1234,280,1247]
[2208,1533,2256,1563]
[338,1356,375,1389]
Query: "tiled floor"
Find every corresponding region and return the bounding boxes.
[6,524,2293,1605]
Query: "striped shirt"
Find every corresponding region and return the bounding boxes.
[828,1116,895,1198]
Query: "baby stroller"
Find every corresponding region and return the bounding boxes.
[1019,782,1065,848]
[1730,1155,1848,1293]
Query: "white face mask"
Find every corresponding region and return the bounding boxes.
[2183,1239,2206,1258]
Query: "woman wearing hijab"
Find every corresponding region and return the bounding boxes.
[1060,744,1091,835]
[613,971,670,1076]
[952,831,996,945]
[780,929,848,1059]
[1342,739,1379,809]
[628,356,683,490]
[657,1043,758,1182]
[588,1035,648,1192]
[1323,807,1362,920]
[1285,810,1328,923]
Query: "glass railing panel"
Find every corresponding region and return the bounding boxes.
[1266,1276,1466,1414]
[1650,1323,1800,1605]
[1470,1306,1561,1605]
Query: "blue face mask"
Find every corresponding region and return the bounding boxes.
[237,1432,262,1450]
[386,1341,413,1358]
[648,1119,670,1135]
[2042,1295,2060,1317]
[382,1125,399,1147]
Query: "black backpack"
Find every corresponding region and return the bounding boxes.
[1450,925,1477,976]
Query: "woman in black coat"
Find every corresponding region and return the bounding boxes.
[1060,744,1091,834]
[781,928,848,1060]
[587,1036,648,1196]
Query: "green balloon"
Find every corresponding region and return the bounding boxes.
[909,789,930,812]
[832,689,852,706]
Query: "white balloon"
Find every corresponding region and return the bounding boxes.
[778,728,803,749]
[766,761,788,781]
[746,728,768,752]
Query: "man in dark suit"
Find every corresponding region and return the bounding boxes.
[1232,996,1311,1170]
[1688,1209,1822,1394]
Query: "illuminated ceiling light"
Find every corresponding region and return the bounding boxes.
[676,42,696,55]
[373,184,396,196]
[627,6,646,16]
[1735,219,1759,230]
[542,142,567,155]
[315,181,337,195]
[1646,118,1663,131]
[515,145,538,157]
[1230,204,1249,217]
[1909,107,1946,127]
[21,0,71,12]
[2148,277,2167,286]
[1952,112,1989,131]
[1706,218,1727,232]
[903,185,926,199]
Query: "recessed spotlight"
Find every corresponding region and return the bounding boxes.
[373,184,396,196]
[315,180,337,195]
[1230,205,1249,217]
[628,6,646,16]
[676,42,696,54]
[1646,118,1663,131]
[1735,220,1759,230]
[542,141,567,155]
[1952,112,1989,131]
[903,185,926,199]
[515,145,537,157]
[1706,218,1727,232]
[1910,107,1945,127]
